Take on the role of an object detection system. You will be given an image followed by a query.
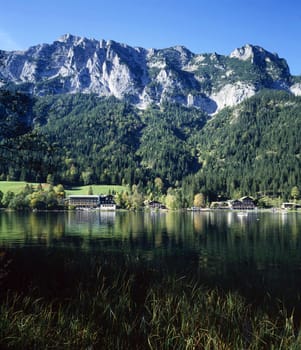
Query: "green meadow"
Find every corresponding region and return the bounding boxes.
[0,181,44,194]
[0,181,127,195]
[65,184,127,195]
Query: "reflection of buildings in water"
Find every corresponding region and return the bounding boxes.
[236,212,248,226]
[99,211,116,225]
[68,210,116,226]
[280,211,288,224]
[142,212,166,248]
[68,210,98,225]
[207,211,229,227]
[227,212,234,227]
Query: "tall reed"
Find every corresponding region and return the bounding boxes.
[1,248,301,349]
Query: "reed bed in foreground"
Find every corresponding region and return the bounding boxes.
[1,248,301,349]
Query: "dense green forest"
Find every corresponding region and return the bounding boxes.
[0,88,301,203]
[190,90,301,200]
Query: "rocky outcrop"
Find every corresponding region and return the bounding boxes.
[290,83,301,96]
[211,82,256,112]
[0,35,297,114]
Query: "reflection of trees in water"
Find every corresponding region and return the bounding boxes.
[2,211,301,306]
[0,212,67,246]
[192,212,301,284]
[2,211,301,268]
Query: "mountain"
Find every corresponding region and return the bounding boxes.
[1,35,301,202]
[1,34,301,114]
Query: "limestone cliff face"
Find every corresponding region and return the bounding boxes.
[0,35,297,114]
[290,83,301,96]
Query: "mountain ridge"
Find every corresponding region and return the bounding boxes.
[1,34,301,114]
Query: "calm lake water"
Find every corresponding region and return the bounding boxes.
[1,210,301,303]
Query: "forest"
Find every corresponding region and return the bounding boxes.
[0,88,301,204]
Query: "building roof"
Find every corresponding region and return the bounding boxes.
[240,196,254,200]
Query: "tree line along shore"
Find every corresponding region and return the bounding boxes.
[0,181,300,211]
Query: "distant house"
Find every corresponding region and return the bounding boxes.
[240,196,256,209]
[230,200,243,210]
[68,195,100,208]
[67,194,116,210]
[99,195,116,211]
[148,200,166,210]
[210,201,231,209]
[230,196,255,210]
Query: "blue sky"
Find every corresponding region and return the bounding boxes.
[0,0,300,74]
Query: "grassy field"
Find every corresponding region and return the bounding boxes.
[65,184,127,195]
[0,181,47,194]
[0,181,127,195]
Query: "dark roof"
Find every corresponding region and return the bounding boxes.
[99,195,115,204]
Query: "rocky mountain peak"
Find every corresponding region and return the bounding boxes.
[230,44,281,63]
[230,44,290,83]
[0,35,298,114]
[57,33,83,45]
[230,44,255,61]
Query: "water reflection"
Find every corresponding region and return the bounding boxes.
[1,210,301,279]
[0,211,300,249]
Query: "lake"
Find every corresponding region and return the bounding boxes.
[1,209,301,305]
